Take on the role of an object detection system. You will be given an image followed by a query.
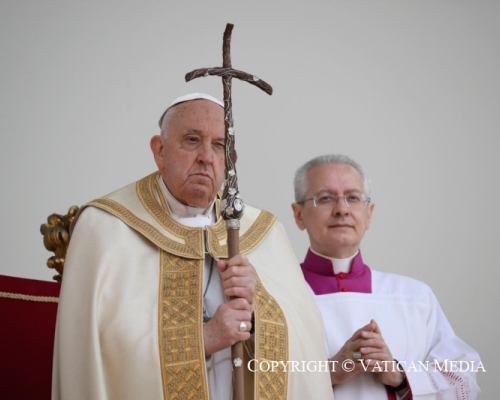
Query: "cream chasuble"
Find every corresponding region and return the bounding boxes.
[52,172,334,400]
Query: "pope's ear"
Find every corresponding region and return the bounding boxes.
[291,203,306,231]
[150,135,164,167]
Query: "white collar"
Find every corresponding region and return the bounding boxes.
[157,175,215,226]
[310,248,359,275]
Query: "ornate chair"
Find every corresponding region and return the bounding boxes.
[39,206,79,282]
[0,206,77,400]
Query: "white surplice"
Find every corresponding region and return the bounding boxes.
[315,270,481,400]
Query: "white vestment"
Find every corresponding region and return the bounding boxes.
[314,270,481,399]
[52,173,334,400]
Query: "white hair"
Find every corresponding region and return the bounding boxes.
[294,154,371,203]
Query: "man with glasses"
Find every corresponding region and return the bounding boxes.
[291,154,481,399]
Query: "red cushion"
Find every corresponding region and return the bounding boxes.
[0,275,60,400]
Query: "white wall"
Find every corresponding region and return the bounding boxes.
[1,1,497,396]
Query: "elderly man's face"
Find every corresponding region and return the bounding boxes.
[292,163,374,258]
[150,99,226,208]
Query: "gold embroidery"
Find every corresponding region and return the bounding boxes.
[88,198,202,259]
[136,174,205,258]
[152,174,170,211]
[207,211,276,258]
[209,204,227,239]
[158,250,209,400]
[254,278,288,400]
[134,173,277,259]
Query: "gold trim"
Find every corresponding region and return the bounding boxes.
[137,174,205,258]
[207,211,276,258]
[152,174,170,212]
[209,207,227,239]
[88,198,203,259]
[135,173,277,259]
[0,291,59,303]
[254,278,289,399]
[158,249,209,399]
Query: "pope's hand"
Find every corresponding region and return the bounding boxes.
[203,254,256,356]
[203,298,253,356]
[217,254,256,309]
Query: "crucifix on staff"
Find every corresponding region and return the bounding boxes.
[185,22,273,400]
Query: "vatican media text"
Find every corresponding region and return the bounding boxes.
[247,359,486,373]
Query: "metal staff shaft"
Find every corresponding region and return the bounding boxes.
[185,23,272,400]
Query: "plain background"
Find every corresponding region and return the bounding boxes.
[1,1,497,397]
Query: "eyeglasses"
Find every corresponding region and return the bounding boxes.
[300,193,370,210]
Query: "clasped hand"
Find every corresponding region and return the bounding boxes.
[329,319,404,388]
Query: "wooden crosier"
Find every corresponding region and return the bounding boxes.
[185,23,273,400]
